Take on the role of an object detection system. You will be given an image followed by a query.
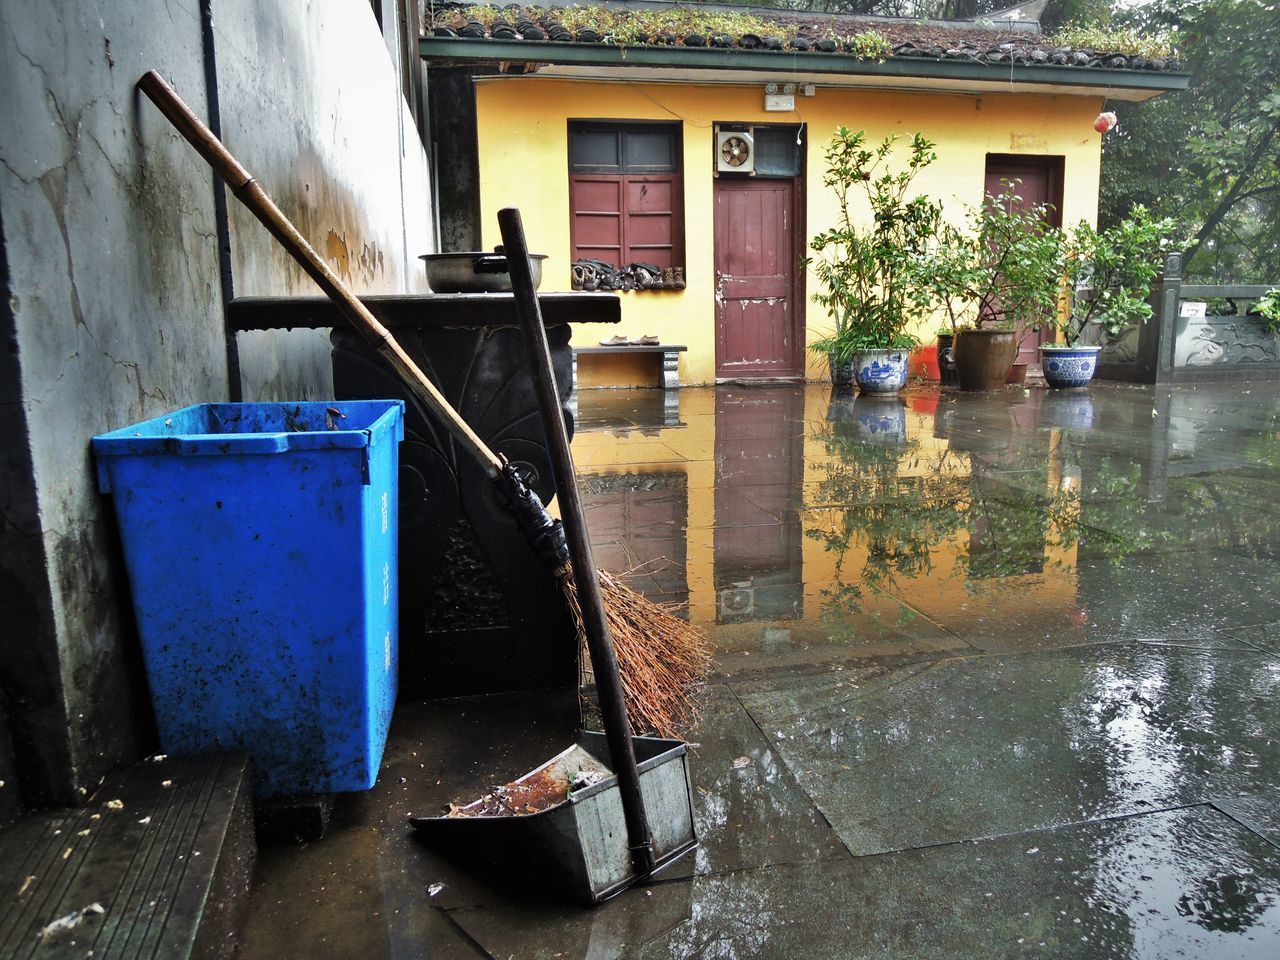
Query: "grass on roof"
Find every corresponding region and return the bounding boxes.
[442,5,893,60]
[438,6,1176,63]
[1050,24,1176,60]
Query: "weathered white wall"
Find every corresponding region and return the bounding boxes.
[0,0,227,805]
[214,0,434,401]
[0,0,434,807]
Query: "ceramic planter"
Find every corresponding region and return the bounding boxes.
[1040,345,1102,389]
[853,350,909,395]
[1039,392,1096,430]
[953,329,1016,391]
[829,355,856,389]
[936,334,959,387]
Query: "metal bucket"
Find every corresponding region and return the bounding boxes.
[410,732,697,903]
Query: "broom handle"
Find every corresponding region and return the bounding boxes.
[136,70,503,477]
[498,208,657,879]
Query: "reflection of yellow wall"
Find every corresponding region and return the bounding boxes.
[569,386,1081,642]
[475,78,1103,386]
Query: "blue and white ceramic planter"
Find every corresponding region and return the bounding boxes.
[854,350,909,395]
[1040,345,1102,389]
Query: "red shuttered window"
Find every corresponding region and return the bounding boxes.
[568,122,683,270]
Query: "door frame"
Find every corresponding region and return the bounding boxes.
[712,138,806,380]
[984,153,1065,362]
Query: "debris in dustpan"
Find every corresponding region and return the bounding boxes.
[446,744,611,818]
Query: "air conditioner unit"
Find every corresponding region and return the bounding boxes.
[718,583,755,620]
[715,127,755,175]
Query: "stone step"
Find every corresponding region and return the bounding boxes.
[0,752,254,960]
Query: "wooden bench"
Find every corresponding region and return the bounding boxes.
[571,344,688,390]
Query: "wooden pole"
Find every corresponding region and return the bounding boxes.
[498,208,657,879]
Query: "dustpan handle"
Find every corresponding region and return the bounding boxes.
[136,70,503,477]
[498,208,657,879]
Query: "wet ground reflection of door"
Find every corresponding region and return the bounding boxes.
[713,386,806,623]
[581,472,689,606]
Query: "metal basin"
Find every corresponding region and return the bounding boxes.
[418,250,546,293]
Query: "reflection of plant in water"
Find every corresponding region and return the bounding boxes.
[805,413,1147,621]
[963,477,1105,581]
[804,417,966,626]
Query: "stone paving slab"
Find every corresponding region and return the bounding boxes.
[661,685,849,881]
[708,601,973,679]
[734,645,1280,857]
[890,549,1280,653]
[1215,794,1280,849]
[447,806,1280,959]
[238,825,486,960]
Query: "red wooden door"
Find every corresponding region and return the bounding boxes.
[714,179,800,379]
[984,156,1064,365]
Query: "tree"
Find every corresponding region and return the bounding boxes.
[1103,0,1280,281]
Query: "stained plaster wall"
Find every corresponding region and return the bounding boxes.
[0,0,434,810]
[214,0,433,401]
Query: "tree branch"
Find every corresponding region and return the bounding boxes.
[1184,119,1280,267]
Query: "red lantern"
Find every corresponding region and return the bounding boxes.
[1094,111,1117,134]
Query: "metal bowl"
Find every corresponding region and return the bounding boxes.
[418,249,546,293]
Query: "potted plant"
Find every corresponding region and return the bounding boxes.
[923,184,1065,391]
[1247,287,1280,338]
[934,324,960,386]
[1040,206,1178,388]
[807,128,941,394]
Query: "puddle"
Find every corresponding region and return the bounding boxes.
[575,383,1280,662]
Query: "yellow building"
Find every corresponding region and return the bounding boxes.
[421,7,1187,387]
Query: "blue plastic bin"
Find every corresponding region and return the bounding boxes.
[92,400,404,797]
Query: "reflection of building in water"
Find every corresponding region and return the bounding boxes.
[713,388,806,624]
[572,384,1108,646]
[581,472,689,609]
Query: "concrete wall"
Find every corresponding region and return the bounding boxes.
[0,0,433,809]
[472,77,1103,385]
[215,0,433,401]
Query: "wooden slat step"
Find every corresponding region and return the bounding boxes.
[0,752,254,960]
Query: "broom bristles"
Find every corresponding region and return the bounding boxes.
[561,569,712,740]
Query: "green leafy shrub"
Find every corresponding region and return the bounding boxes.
[441,6,891,59]
[1055,206,1180,345]
[920,181,1066,339]
[805,128,942,365]
[1255,288,1280,337]
[1051,24,1176,59]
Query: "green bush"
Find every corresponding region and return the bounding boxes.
[806,129,941,366]
[1055,206,1180,345]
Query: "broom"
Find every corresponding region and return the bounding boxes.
[137,72,710,738]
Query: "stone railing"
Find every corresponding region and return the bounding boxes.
[1094,253,1280,383]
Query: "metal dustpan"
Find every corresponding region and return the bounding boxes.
[410,731,696,904]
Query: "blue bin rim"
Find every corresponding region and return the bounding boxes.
[91,400,405,458]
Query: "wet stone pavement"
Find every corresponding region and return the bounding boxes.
[241,381,1280,958]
